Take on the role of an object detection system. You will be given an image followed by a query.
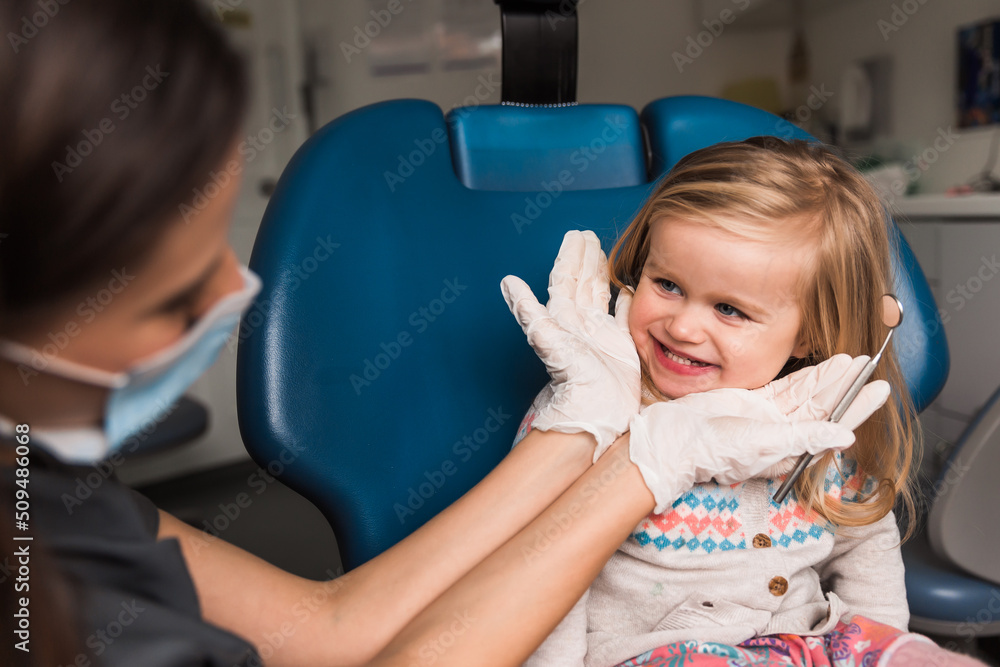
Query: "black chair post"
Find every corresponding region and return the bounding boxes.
[494,0,578,105]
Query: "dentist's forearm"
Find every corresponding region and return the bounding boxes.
[369,436,655,667]
[164,429,600,666]
[325,429,597,659]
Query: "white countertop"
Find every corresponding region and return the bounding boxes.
[894,193,1000,219]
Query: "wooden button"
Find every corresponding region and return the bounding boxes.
[752,533,772,548]
[769,576,789,596]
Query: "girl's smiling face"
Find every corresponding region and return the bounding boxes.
[628,217,813,400]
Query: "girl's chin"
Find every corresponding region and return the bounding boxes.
[651,378,719,400]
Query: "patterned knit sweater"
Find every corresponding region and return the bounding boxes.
[514,392,909,667]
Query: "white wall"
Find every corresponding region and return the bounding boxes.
[298,0,791,121]
[578,0,1000,194]
[577,0,789,109]
[295,0,1000,197]
[803,0,1000,193]
[298,0,504,125]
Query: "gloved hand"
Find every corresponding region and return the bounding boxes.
[501,230,641,460]
[630,359,891,512]
[753,354,889,477]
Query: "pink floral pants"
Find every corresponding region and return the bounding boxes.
[616,616,987,667]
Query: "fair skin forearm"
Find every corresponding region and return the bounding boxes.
[159,428,637,666]
[369,437,654,666]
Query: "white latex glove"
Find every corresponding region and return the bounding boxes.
[501,230,641,460]
[753,353,890,477]
[630,370,890,513]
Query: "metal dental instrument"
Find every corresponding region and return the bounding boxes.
[772,293,904,503]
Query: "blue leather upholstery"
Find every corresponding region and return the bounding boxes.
[641,96,812,176]
[890,225,950,411]
[903,523,1000,625]
[237,95,948,571]
[447,104,646,191]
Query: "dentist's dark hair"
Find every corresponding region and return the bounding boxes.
[0,0,248,326]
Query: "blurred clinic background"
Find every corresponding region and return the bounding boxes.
[117,0,1000,624]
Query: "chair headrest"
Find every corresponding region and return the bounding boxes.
[447,104,646,191]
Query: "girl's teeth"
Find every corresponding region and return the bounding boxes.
[662,345,709,367]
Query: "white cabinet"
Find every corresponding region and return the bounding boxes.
[897,195,1000,475]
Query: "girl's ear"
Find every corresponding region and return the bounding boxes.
[790,338,811,359]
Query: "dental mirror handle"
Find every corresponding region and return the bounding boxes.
[771,357,879,503]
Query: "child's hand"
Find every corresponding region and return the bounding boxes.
[628,381,888,513]
[501,230,641,461]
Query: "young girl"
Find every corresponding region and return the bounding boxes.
[517,137,982,667]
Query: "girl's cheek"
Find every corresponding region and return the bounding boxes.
[627,303,643,341]
[725,333,754,364]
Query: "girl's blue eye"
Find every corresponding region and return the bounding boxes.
[657,279,681,295]
[716,303,745,319]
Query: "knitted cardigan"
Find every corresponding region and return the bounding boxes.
[514,391,909,667]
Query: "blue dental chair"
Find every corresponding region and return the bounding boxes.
[903,383,1000,645]
[235,0,996,652]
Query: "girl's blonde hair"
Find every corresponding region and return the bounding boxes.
[609,137,917,535]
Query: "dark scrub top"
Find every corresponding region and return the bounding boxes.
[0,435,261,666]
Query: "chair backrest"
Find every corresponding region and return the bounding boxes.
[236,95,949,570]
[928,384,1000,585]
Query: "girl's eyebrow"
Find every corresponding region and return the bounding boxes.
[642,257,669,275]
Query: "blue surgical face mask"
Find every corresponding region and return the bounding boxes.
[0,266,261,460]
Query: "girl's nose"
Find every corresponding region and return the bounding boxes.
[664,303,707,344]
